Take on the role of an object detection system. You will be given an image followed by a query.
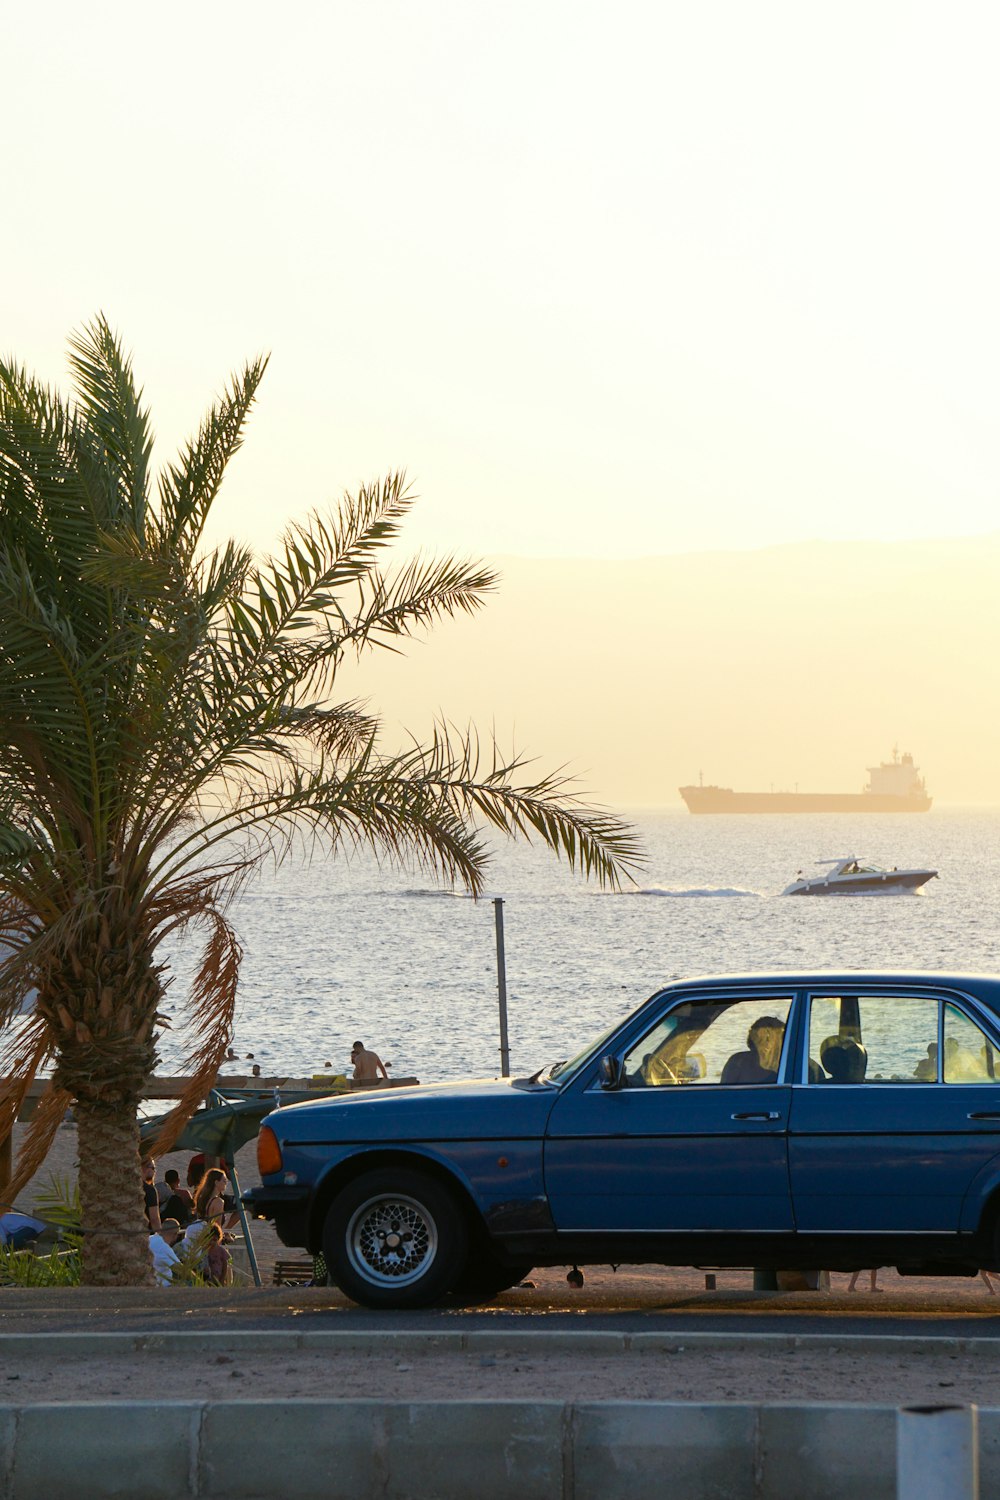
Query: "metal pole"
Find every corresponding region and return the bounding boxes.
[493,897,510,1077]
[897,1405,978,1500]
[226,1157,262,1288]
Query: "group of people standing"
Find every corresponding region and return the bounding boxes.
[141,1154,235,1286]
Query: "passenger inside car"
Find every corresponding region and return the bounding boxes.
[819,1035,868,1083]
[913,1043,938,1080]
[942,1035,988,1082]
[720,1016,786,1084]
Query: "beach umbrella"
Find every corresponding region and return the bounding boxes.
[139,1094,273,1159]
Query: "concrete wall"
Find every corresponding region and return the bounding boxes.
[0,1399,998,1500]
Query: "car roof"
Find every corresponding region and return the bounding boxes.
[659,970,1000,1001]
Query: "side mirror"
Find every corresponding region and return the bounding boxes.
[598,1055,623,1090]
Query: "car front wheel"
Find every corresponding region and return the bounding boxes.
[323,1168,468,1309]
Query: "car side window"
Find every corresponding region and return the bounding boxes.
[808,994,938,1083]
[623,997,792,1087]
[943,1005,1000,1083]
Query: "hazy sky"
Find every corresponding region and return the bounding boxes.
[358,537,1000,806]
[5,1,1000,560]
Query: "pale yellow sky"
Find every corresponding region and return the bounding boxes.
[6,4,999,807]
[4,1,999,560]
[359,538,1000,806]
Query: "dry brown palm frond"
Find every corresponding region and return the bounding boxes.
[0,939,41,1030]
[0,1019,52,1181]
[1,1083,72,1210]
[146,898,242,1157]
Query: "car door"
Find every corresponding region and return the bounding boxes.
[543,989,798,1233]
[788,987,1000,1234]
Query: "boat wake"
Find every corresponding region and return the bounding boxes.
[626,886,760,899]
[393,889,472,900]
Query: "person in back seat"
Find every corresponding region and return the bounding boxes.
[820,1036,868,1083]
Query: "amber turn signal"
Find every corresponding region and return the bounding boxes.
[257,1124,282,1177]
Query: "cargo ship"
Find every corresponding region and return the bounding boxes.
[679,749,932,814]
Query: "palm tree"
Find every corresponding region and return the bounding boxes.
[0,317,640,1284]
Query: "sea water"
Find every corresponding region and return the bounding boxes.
[155,807,1000,1086]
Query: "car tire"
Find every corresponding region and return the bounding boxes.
[454,1252,534,1300]
[323,1168,468,1309]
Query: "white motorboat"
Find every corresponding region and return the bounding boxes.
[782,857,938,896]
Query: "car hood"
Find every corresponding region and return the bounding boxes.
[263,1075,559,1144]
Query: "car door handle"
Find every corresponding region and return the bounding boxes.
[731,1111,782,1122]
[967,1111,1000,1121]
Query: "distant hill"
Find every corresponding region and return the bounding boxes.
[351,535,1000,807]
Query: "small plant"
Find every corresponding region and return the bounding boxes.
[0,1242,81,1286]
[31,1175,82,1236]
[0,1174,82,1287]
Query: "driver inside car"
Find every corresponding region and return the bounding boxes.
[640,1029,707,1086]
[721,1015,786,1084]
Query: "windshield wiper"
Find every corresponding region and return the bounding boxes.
[526,1059,567,1084]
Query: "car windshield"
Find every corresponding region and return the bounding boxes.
[549,1011,633,1082]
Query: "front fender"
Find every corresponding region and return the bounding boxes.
[298,1138,551,1249]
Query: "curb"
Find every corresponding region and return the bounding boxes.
[0,1398,998,1499]
[1,1326,1000,1358]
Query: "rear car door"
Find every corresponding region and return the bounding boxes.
[788,987,1000,1234]
[543,988,798,1233]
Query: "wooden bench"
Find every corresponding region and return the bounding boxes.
[271,1258,318,1286]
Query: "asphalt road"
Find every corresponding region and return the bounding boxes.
[3,1265,1000,1338]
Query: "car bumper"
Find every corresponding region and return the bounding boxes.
[243,1184,312,1249]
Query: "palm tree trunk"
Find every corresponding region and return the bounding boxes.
[39,898,162,1286]
[76,1102,154,1285]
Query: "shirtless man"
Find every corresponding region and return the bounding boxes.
[351,1040,388,1082]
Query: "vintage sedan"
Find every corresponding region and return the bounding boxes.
[246,971,1000,1307]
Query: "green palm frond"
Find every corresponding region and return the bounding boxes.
[66,315,153,533]
[156,355,268,558]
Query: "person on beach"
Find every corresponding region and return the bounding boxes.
[351,1041,388,1082]
[186,1152,207,1190]
[203,1222,233,1285]
[141,1157,161,1233]
[194,1168,239,1232]
[154,1165,176,1210]
[161,1168,194,1226]
[148,1218,183,1286]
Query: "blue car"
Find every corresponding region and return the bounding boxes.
[247,971,1000,1308]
